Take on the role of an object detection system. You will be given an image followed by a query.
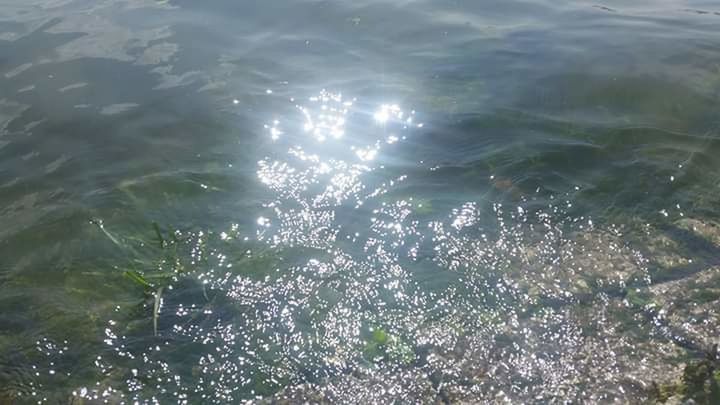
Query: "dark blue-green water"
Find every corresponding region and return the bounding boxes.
[2,0,720,403]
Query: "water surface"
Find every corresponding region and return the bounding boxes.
[1,0,720,403]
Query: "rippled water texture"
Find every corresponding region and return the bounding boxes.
[1,0,720,403]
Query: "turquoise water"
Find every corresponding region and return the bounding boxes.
[1,0,720,403]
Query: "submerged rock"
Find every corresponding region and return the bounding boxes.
[264,221,711,403]
[675,218,720,248]
[12,213,719,403]
[648,266,720,352]
[637,217,720,355]
[642,232,693,270]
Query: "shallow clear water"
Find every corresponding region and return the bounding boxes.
[1,0,720,403]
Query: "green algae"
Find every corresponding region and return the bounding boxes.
[625,288,655,308]
[650,358,720,404]
[362,327,415,366]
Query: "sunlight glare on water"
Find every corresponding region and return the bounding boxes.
[2,0,720,403]
[28,90,703,404]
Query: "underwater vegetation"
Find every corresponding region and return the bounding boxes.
[2,87,720,403]
[3,203,718,403]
